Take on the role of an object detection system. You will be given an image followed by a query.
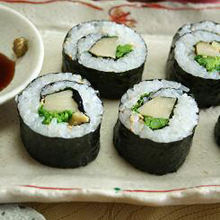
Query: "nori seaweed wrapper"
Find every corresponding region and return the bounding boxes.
[113,120,195,175]
[167,58,220,109]
[62,55,144,99]
[215,115,220,146]
[20,116,101,168]
[166,26,186,80]
[166,21,220,108]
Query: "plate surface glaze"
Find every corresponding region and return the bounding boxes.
[0,0,220,206]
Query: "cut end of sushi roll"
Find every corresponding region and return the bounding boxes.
[166,21,220,108]
[62,20,147,99]
[114,79,199,175]
[174,31,220,80]
[16,73,103,168]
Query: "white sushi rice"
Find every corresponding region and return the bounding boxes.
[17,73,103,139]
[177,21,220,38]
[119,80,199,143]
[63,21,147,72]
[175,30,220,80]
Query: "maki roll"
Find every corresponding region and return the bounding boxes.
[16,73,103,168]
[167,21,220,69]
[62,20,147,99]
[113,80,199,175]
[215,115,220,146]
[166,21,220,108]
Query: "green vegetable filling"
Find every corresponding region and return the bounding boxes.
[116,44,133,59]
[143,116,169,130]
[131,93,150,113]
[131,93,170,130]
[195,55,220,72]
[38,105,73,125]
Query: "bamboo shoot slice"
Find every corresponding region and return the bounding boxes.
[196,42,220,57]
[138,97,176,119]
[43,90,78,112]
[89,36,118,59]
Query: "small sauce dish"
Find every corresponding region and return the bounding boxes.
[0,5,44,105]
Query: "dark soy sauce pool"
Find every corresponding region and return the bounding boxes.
[0,53,15,91]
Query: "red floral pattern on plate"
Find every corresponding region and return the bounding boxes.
[109,7,136,27]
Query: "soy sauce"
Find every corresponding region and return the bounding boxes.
[0,53,15,91]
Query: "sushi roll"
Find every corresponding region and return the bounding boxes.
[166,21,220,108]
[167,21,220,68]
[16,73,103,168]
[62,20,147,99]
[215,115,220,146]
[113,80,199,175]
[166,21,220,75]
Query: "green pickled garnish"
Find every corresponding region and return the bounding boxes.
[143,116,169,130]
[38,105,73,125]
[116,44,133,59]
[195,55,220,72]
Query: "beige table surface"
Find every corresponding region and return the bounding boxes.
[28,202,220,219]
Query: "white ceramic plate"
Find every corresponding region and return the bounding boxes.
[0,0,220,206]
[0,204,46,220]
[0,5,44,105]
